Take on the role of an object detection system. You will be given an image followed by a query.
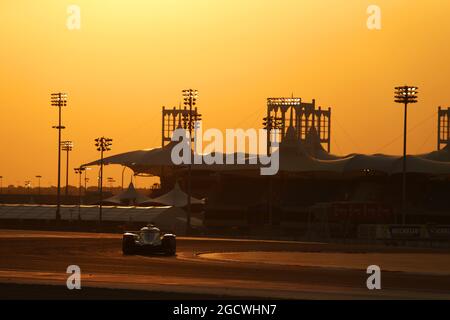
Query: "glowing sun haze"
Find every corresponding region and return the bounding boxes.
[0,0,449,187]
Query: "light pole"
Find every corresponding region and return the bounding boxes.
[74,167,85,220]
[95,137,112,222]
[84,167,91,195]
[61,141,73,198]
[182,89,198,235]
[35,175,42,196]
[121,166,127,190]
[51,92,67,220]
[394,85,418,225]
[25,181,32,195]
[263,114,283,227]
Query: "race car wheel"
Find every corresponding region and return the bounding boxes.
[162,235,176,256]
[122,235,136,255]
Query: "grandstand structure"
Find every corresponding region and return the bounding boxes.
[264,97,331,152]
[69,101,450,236]
[162,105,201,147]
[438,106,450,150]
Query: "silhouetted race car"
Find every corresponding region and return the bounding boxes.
[122,225,176,256]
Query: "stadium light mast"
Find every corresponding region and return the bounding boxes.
[51,92,67,220]
[394,85,418,225]
[263,102,284,228]
[121,166,127,190]
[61,141,73,198]
[182,89,198,235]
[25,181,32,195]
[84,167,91,195]
[35,175,42,196]
[74,167,85,220]
[95,137,112,222]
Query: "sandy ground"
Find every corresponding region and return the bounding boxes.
[199,252,450,276]
[0,229,449,299]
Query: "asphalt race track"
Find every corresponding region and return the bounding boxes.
[0,229,449,299]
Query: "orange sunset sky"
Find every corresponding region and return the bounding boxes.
[0,0,449,188]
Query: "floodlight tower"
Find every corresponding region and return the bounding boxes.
[263,115,283,154]
[182,89,198,235]
[74,167,85,220]
[61,140,73,197]
[262,111,283,227]
[95,137,112,222]
[51,92,67,220]
[121,166,127,190]
[394,85,418,225]
[84,167,91,195]
[25,181,32,195]
[35,175,42,196]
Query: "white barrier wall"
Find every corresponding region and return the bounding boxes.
[358,224,450,240]
[0,204,173,222]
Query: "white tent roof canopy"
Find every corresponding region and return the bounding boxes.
[80,126,450,176]
[419,144,450,162]
[141,182,204,207]
[103,182,152,205]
